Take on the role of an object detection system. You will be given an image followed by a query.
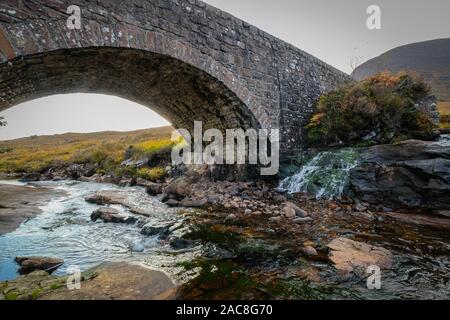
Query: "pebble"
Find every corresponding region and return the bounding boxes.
[302,246,318,257]
[269,216,282,223]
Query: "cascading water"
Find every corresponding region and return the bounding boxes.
[278,148,359,199]
[0,180,199,282]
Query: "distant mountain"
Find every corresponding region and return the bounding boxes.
[352,38,450,102]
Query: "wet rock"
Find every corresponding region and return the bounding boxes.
[66,163,95,179]
[225,214,237,222]
[0,184,66,235]
[90,207,135,224]
[19,172,41,182]
[40,172,54,181]
[128,207,151,218]
[161,175,195,202]
[283,206,296,219]
[349,139,450,212]
[437,210,450,218]
[85,191,129,206]
[4,262,177,300]
[327,238,393,275]
[293,217,313,224]
[283,202,309,219]
[354,200,369,212]
[165,199,180,207]
[169,238,191,250]
[180,197,208,208]
[377,211,450,231]
[269,216,282,223]
[118,177,136,187]
[207,194,222,204]
[79,174,116,184]
[15,256,64,275]
[140,222,172,239]
[302,246,318,257]
[145,182,163,196]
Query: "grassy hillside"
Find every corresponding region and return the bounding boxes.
[0,126,175,174]
[352,38,450,101]
[352,39,450,129]
[438,101,450,129]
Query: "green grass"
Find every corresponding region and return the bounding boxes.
[438,101,450,129]
[0,126,176,174]
[137,167,167,182]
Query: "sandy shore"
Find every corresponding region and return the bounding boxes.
[0,183,66,235]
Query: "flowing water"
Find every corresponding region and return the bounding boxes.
[278,148,359,199]
[0,180,200,282]
[1,160,449,299]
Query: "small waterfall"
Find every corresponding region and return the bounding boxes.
[278,148,359,199]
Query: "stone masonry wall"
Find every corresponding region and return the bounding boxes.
[0,0,350,154]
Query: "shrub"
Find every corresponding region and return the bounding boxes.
[0,146,12,154]
[307,72,439,147]
[137,167,167,182]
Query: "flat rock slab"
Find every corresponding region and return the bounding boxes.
[1,262,177,300]
[85,190,155,217]
[327,238,393,275]
[41,262,177,300]
[85,190,130,207]
[378,211,450,231]
[91,207,136,224]
[0,184,66,235]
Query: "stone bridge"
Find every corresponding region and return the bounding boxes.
[0,0,349,155]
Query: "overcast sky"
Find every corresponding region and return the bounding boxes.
[1,0,449,140]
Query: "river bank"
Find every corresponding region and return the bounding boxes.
[0,182,66,235]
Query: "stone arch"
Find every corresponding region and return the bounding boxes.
[0,16,271,132]
[0,0,350,153]
[0,46,261,133]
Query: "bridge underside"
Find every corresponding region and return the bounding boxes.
[0,47,260,134]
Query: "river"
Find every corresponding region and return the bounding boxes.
[1,179,449,300]
[0,180,200,283]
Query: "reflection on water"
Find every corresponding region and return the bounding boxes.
[0,180,196,282]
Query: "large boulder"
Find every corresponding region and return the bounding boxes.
[19,172,41,182]
[283,202,309,218]
[349,138,450,213]
[161,176,196,202]
[90,207,136,224]
[85,191,129,207]
[140,222,173,239]
[15,256,64,275]
[65,163,95,179]
[327,238,393,276]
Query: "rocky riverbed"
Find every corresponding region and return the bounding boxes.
[0,137,449,300]
[0,175,449,300]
